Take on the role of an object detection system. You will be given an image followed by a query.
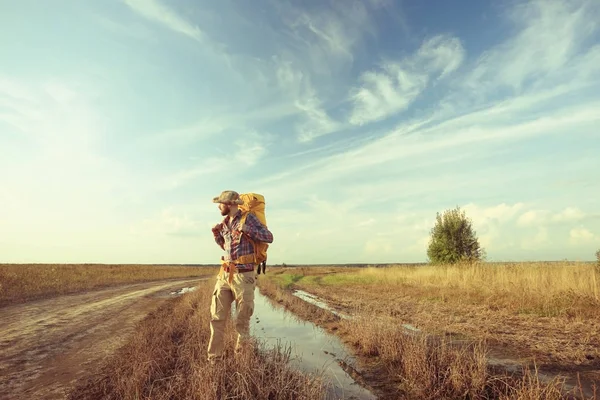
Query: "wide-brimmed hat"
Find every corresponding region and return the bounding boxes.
[212,190,244,205]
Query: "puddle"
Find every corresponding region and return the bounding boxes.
[251,289,376,400]
[401,323,421,337]
[293,290,421,337]
[169,286,197,296]
[283,289,598,399]
[487,356,598,398]
[292,290,352,320]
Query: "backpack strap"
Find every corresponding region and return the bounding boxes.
[237,211,259,265]
[238,211,249,232]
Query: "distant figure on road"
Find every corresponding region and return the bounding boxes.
[207,190,274,364]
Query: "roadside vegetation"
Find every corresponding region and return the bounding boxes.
[259,266,599,399]
[68,279,328,400]
[0,263,218,307]
[277,262,599,318]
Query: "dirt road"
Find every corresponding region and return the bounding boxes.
[0,278,207,400]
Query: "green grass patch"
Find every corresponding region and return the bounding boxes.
[300,275,321,286]
[268,273,305,289]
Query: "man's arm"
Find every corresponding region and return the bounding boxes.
[212,223,225,249]
[241,213,273,243]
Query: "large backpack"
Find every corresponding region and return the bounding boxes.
[238,193,269,274]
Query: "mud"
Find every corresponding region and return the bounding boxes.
[0,278,205,400]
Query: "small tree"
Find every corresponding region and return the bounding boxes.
[427,206,483,265]
[595,249,600,269]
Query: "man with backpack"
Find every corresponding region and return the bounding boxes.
[207,190,274,364]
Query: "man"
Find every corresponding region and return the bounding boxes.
[207,190,273,364]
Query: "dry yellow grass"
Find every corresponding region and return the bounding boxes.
[257,275,597,400]
[5,262,598,399]
[281,262,600,318]
[0,263,219,307]
[68,279,328,400]
[260,263,599,399]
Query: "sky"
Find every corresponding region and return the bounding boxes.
[1,0,599,265]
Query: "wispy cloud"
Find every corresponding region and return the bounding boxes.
[349,34,465,126]
[123,0,204,42]
[462,0,600,96]
[160,129,272,190]
[294,87,342,142]
[273,57,343,142]
[261,0,600,202]
[261,100,600,202]
[2,0,599,264]
[277,0,375,72]
[233,131,270,166]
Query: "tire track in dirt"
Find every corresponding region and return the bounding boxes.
[0,278,206,400]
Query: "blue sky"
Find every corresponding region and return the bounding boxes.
[1,0,599,265]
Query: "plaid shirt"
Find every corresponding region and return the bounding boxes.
[214,210,273,268]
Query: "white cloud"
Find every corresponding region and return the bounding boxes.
[292,9,355,60]
[463,0,599,95]
[463,203,525,227]
[415,34,465,80]
[3,0,600,265]
[349,34,465,126]
[264,2,600,198]
[569,227,599,246]
[278,0,375,73]
[260,99,600,201]
[263,197,600,264]
[517,207,588,227]
[273,57,342,142]
[123,0,204,42]
[294,90,342,142]
[233,138,268,166]
[517,210,545,227]
[551,207,586,223]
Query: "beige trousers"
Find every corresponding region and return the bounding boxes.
[207,270,256,361]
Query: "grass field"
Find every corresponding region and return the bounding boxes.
[67,279,329,400]
[3,262,599,399]
[261,262,600,399]
[271,262,600,318]
[0,263,219,307]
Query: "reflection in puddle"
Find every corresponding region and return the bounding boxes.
[251,289,376,400]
